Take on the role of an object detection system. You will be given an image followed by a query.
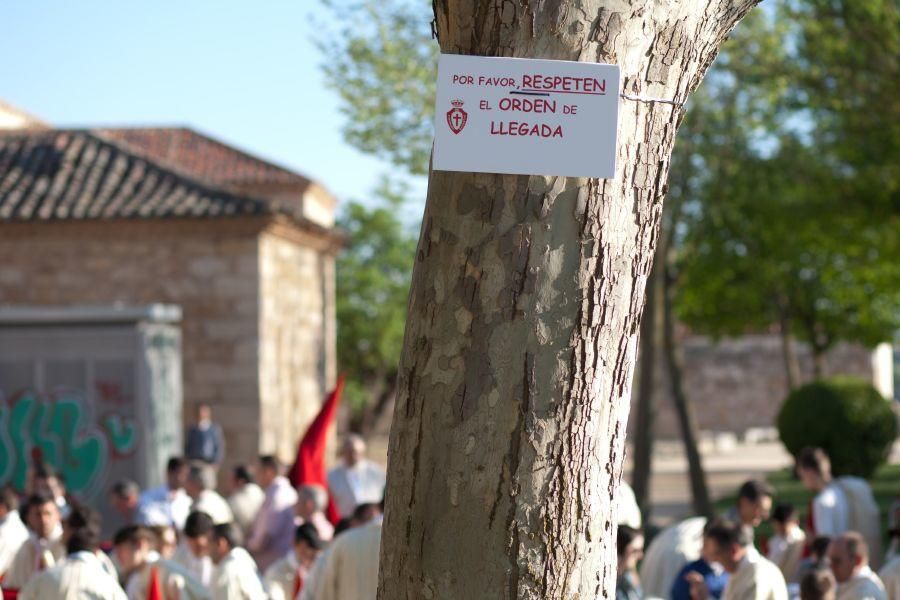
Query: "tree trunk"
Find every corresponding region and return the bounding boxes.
[662,263,713,518]
[812,349,826,380]
[379,2,759,597]
[777,301,801,391]
[353,373,400,438]
[631,254,663,520]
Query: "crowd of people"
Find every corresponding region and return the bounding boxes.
[617,447,900,600]
[0,405,387,599]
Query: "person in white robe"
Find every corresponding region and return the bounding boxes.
[0,488,30,578]
[829,532,886,600]
[617,480,642,530]
[172,511,215,586]
[264,523,324,600]
[185,464,234,525]
[137,457,192,531]
[247,455,298,572]
[209,523,267,600]
[767,503,806,582]
[19,506,126,600]
[797,448,850,536]
[114,524,211,600]
[688,518,786,600]
[639,479,774,597]
[879,554,900,600]
[326,435,385,519]
[295,484,334,542]
[3,493,66,589]
[304,517,382,600]
[227,465,266,539]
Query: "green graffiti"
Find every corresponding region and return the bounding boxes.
[0,392,135,498]
[104,415,137,454]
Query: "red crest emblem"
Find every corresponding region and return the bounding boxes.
[446,100,468,134]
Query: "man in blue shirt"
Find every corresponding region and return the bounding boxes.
[670,522,730,600]
[185,403,225,467]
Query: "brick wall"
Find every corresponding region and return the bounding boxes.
[0,218,336,471]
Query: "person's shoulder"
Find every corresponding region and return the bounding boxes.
[880,555,900,579]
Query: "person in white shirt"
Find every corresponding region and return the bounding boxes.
[767,503,806,582]
[264,523,324,600]
[797,447,850,536]
[617,480,642,530]
[295,484,334,542]
[185,464,234,525]
[209,522,267,600]
[0,487,30,578]
[3,492,66,589]
[248,455,299,572]
[114,525,211,600]
[172,511,216,586]
[19,506,126,600]
[228,465,266,538]
[829,532,887,600]
[326,434,386,519]
[304,516,382,600]
[689,518,786,600]
[138,456,192,531]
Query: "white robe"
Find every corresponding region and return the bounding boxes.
[837,567,887,600]
[192,490,235,525]
[880,556,900,600]
[172,541,214,587]
[211,547,267,600]
[228,483,266,538]
[137,485,192,531]
[767,527,806,583]
[3,528,66,589]
[722,548,787,600]
[18,551,127,600]
[617,481,642,530]
[124,553,211,600]
[264,553,308,600]
[638,516,707,598]
[813,483,849,537]
[0,510,30,577]
[326,461,386,518]
[306,519,381,600]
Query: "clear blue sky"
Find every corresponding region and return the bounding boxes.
[0,1,398,208]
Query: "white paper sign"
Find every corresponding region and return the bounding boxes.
[432,54,620,179]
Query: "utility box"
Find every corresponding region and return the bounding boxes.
[0,305,182,531]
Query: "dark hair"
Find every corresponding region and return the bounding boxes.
[187,464,212,491]
[166,456,187,473]
[352,503,379,523]
[737,479,774,503]
[32,461,58,480]
[65,506,101,554]
[295,522,324,550]
[616,525,641,558]
[333,517,354,537]
[800,569,836,600]
[258,455,281,472]
[183,511,215,538]
[233,465,254,485]
[811,536,832,560]
[772,503,797,524]
[24,492,57,517]
[703,518,752,549]
[797,447,831,477]
[212,522,243,549]
[110,480,140,499]
[113,525,156,547]
[0,486,19,512]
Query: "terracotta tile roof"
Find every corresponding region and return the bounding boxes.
[97,127,311,189]
[0,128,323,226]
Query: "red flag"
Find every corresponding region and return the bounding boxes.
[147,566,163,600]
[288,376,345,524]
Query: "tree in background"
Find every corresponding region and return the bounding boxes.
[336,178,418,436]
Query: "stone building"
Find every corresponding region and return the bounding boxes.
[0,105,341,488]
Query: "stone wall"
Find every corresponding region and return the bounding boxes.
[0,219,266,469]
[635,333,876,439]
[258,229,337,461]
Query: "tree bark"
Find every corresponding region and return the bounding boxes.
[630,253,662,520]
[379,2,759,598]
[350,373,400,438]
[776,300,801,391]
